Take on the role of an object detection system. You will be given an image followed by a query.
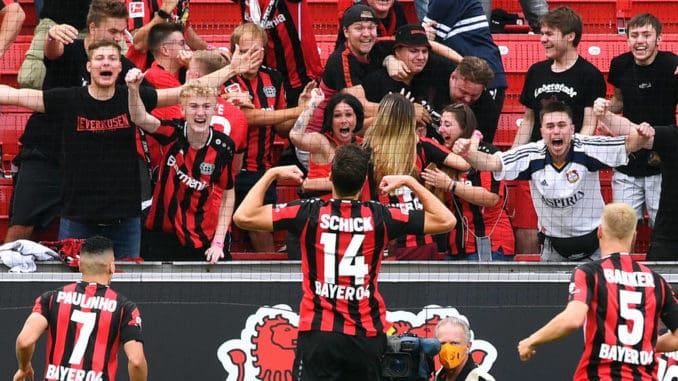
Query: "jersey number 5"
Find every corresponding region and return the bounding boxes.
[69,310,97,364]
[619,289,644,345]
[321,232,368,285]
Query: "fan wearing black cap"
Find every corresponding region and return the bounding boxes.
[303,4,381,137]
[363,24,462,116]
[335,0,416,51]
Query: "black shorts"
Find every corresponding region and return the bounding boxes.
[296,330,386,381]
[10,148,61,229]
[235,170,277,206]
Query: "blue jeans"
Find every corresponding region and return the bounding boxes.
[59,217,141,259]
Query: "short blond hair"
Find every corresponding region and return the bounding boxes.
[230,23,268,52]
[180,81,219,102]
[600,203,638,241]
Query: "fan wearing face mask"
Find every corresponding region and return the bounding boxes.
[433,317,495,381]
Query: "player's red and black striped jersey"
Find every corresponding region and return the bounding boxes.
[239,0,322,91]
[272,198,424,336]
[146,122,235,249]
[447,142,514,256]
[570,253,678,381]
[224,67,286,172]
[374,138,449,248]
[33,282,143,381]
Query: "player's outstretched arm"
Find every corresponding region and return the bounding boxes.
[517,300,587,361]
[379,175,455,235]
[126,69,161,133]
[124,340,148,381]
[14,312,48,381]
[0,86,45,112]
[234,165,304,232]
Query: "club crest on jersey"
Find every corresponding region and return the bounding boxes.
[200,163,215,175]
[566,169,580,184]
[263,86,277,98]
[216,305,498,381]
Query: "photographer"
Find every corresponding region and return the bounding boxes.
[434,317,495,381]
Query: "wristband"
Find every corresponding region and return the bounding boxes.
[156,9,171,19]
[211,240,224,249]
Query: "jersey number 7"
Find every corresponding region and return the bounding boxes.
[68,310,97,364]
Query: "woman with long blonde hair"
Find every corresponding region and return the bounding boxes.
[363,94,469,260]
[363,93,419,185]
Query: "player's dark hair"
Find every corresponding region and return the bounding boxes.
[81,236,114,257]
[331,143,369,197]
[539,6,583,47]
[87,0,128,26]
[321,93,365,134]
[627,13,662,36]
[539,101,574,122]
[148,22,186,55]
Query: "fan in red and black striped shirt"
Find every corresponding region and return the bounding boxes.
[234,144,455,380]
[127,74,236,263]
[518,203,678,381]
[13,236,146,381]
[235,0,322,105]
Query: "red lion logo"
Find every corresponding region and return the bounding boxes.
[217,304,497,380]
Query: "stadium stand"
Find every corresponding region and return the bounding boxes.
[0,0,675,258]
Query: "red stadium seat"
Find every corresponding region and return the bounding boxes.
[493,113,522,150]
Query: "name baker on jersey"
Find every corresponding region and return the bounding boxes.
[604,268,655,287]
[167,155,208,191]
[46,365,103,381]
[541,191,585,208]
[315,281,371,301]
[56,291,117,312]
[599,343,654,366]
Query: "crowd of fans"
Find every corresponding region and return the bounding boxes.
[0,0,675,262]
